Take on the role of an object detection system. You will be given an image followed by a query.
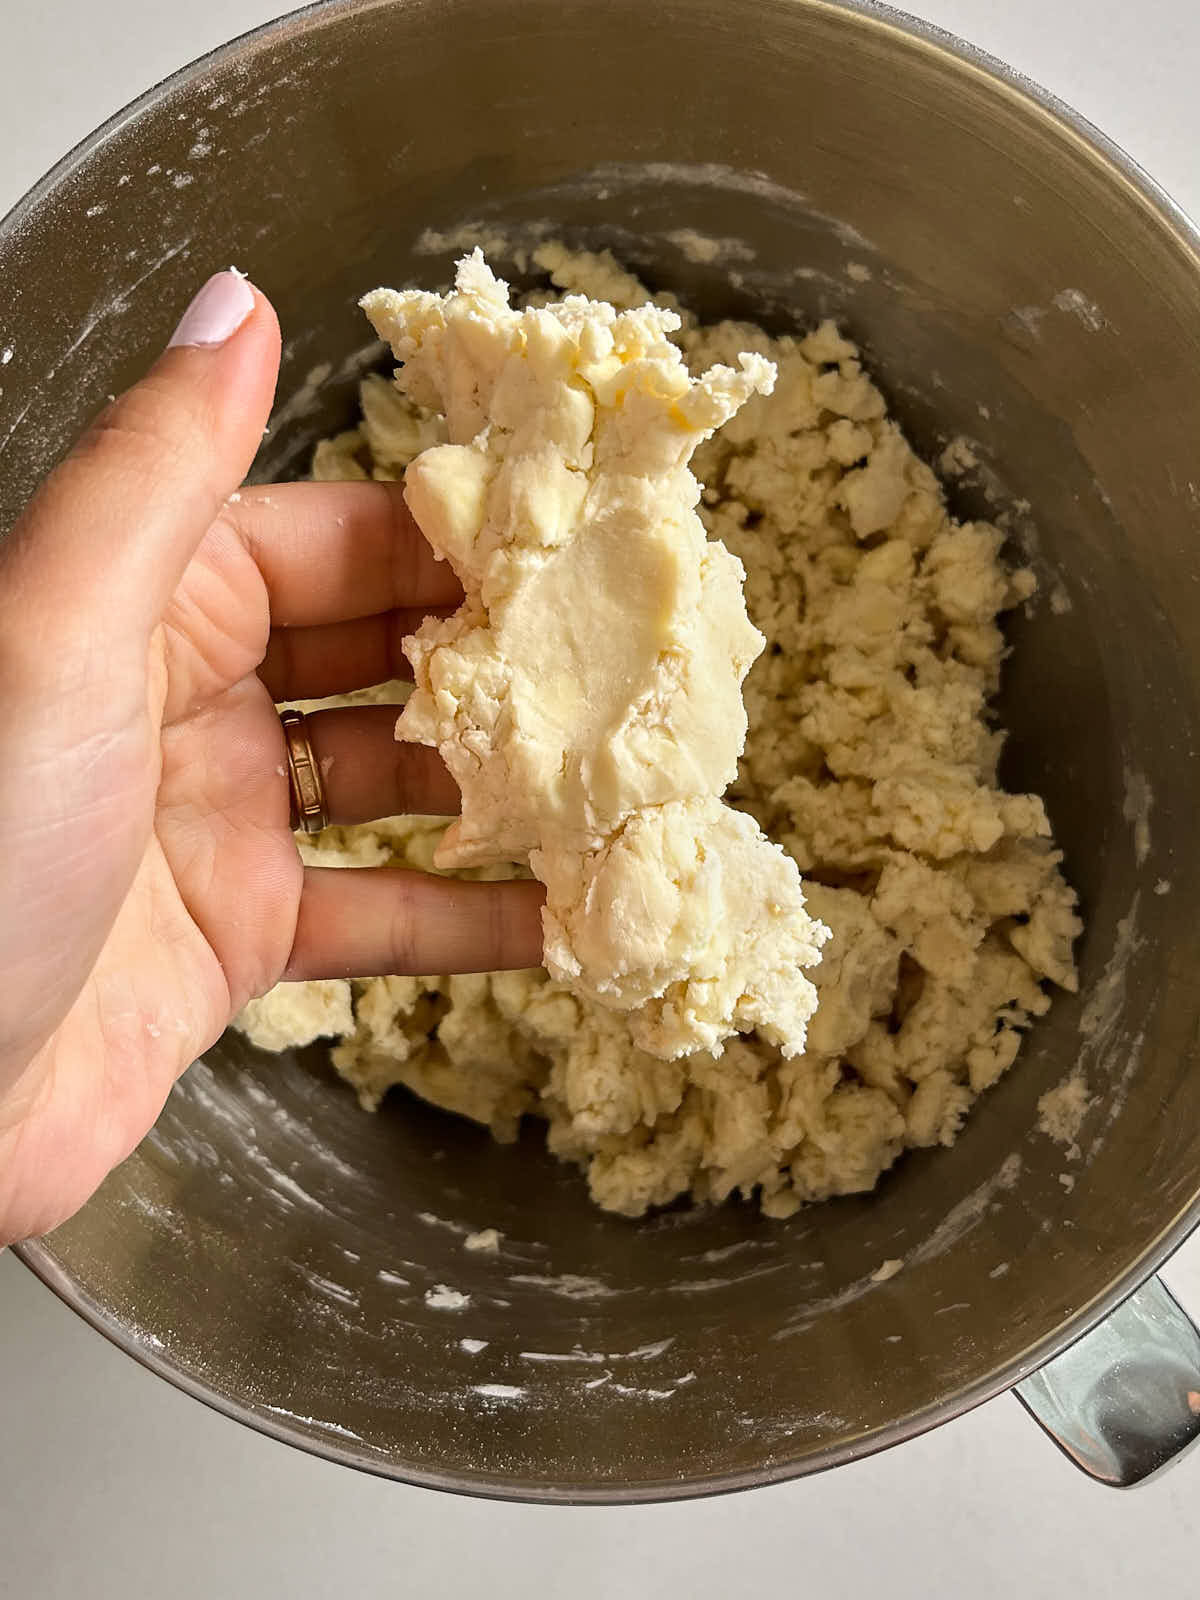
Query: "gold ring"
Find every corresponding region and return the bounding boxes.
[280,708,328,835]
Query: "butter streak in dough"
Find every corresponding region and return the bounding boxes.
[236,246,1080,1219]
[358,252,829,1060]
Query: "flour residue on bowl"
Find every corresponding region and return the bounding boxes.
[938,436,981,477]
[416,1210,470,1236]
[1034,891,1146,1167]
[472,1383,526,1402]
[1037,1073,1092,1158]
[425,1284,471,1311]
[1008,304,1047,342]
[260,1404,364,1443]
[508,1273,620,1300]
[302,1270,359,1309]
[519,1348,608,1366]
[417,221,550,266]
[463,1227,502,1253]
[0,237,194,464]
[1052,287,1107,331]
[261,337,386,449]
[690,1238,772,1266]
[664,227,754,265]
[608,1383,677,1401]
[1080,899,1143,1045]
[910,1153,1024,1270]
[1122,766,1153,866]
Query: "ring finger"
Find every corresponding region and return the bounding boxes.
[302,704,460,824]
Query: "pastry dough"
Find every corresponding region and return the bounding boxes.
[359,253,827,1059]
[236,248,1079,1218]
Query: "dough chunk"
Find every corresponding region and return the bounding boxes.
[361,252,828,1059]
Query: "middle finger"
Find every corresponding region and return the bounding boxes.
[259,605,453,701]
[304,703,461,824]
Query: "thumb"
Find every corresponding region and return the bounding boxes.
[2,269,281,641]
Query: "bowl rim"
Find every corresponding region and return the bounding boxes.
[9,0,1200,1505]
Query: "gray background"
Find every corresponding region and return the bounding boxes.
[3,1,1200,1593]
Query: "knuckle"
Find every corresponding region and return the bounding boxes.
[260,627,293,698]
[385,484,417,605]
[488,886,507,968]
[387,877,420,972]
[74,376,206,486]
[386,611,412,676]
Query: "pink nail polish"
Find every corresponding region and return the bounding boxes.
[167,268,256,349]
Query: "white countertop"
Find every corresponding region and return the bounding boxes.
[3,1,1200,1593]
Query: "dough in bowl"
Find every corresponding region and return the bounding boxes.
[236,245,1080,1219]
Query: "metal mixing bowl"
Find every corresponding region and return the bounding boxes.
[4,0,1200,1501]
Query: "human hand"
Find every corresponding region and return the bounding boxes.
[0,270,544,1244]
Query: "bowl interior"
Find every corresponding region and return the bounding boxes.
[5,0,1200,1500]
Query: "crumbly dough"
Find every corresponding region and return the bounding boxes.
[236,246,1081,1219]
[236,978,354,1055]
[1038,1072,1091,1153]
[358,253,827,1060]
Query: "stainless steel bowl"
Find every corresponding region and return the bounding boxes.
[4,0,1200,1501]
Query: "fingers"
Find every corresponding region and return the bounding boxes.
[3,271,280,646]
[304,705,462,823]
[224,481,463,625]
[284,869,545,979]
[258,607,452,700]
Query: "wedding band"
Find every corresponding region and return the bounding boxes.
[280,708,328,835]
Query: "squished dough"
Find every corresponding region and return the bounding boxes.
[236,246,1080,1219]
[358,252,828,1061]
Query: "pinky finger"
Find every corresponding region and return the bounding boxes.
[283,867,545,980]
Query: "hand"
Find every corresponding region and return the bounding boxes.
[0,270,543,1245]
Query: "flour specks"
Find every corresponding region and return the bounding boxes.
[463,1227,501,1253]
[1052,288,1106,332]
[425,1284,471,1311]
[508,1273,618,1300]
[1122,767,1153,866]
[472,1383,525,1401]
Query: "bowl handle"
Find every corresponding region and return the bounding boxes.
[1015,1275,1200,1486]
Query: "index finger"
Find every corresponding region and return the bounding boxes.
[224,480,462,625]
[283,868,545,980]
